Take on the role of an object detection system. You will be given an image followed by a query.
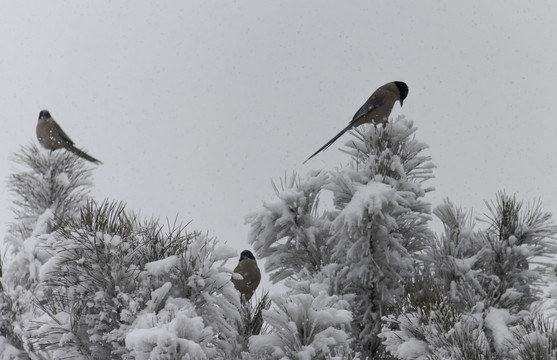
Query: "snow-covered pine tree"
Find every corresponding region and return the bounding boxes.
[330,118,433,357]
[380,194,557,359]
[30,200,243,359]
[381,200,490,359]
[6,143,94,246]
[247,116,434,358]
[0,144,94,355]
[2,144,244,359]
[480,192,554,311]
[249,279,354,359]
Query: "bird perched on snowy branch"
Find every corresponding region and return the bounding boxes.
[303,81,408,163]
[36,110,103,164]
[231,250,261,302]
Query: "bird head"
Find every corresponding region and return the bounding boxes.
[39,110,51,119]
[239,250,256,261]
[394,81,409,106]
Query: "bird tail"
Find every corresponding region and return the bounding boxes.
[68,146,103,165]
[303,123,353,164]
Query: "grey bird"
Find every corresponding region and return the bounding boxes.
[231,250,261,302]
[36,110,103,164]
[303,81,409,163]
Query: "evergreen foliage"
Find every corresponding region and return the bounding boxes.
[381,195,557,359]
[237,290,271,350]
[2,121,557,359]
[1,145,93,357]
[6,144,93,246]
[248,117,435,358]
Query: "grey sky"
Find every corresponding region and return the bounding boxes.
[1,1,556,290]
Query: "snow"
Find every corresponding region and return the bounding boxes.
[248,333,283,355]
[296,346,316,360]
[125,328,206,360]
[38,255,59,282]
[145,256,179,276]
[212,244,237,261]
[395,339,429,360]
[54,172,70,187]
[263,195,298,224]
[0,337,23,360]
[334,182,399,230]
[31,208,54,237]
[484,307,513,353]
[520,331,549,351]
[231,272,244,280]
[251,290,353,358]
[125,298,215,360]
[148,283,173,309]
[107,233,122,247]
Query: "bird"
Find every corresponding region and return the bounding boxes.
[231,250,261,302]
[36,110,103,164]
[303,81,408,163]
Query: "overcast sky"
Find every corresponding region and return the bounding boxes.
[1,1,556,290]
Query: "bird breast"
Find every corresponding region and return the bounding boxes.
[232,259,261,296]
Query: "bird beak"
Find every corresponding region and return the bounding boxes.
[400,99,404,107]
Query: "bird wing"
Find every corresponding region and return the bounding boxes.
[48,119,74,145]
[57,127,74,145]
[350,92,385,125]
[351,103,378,124]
